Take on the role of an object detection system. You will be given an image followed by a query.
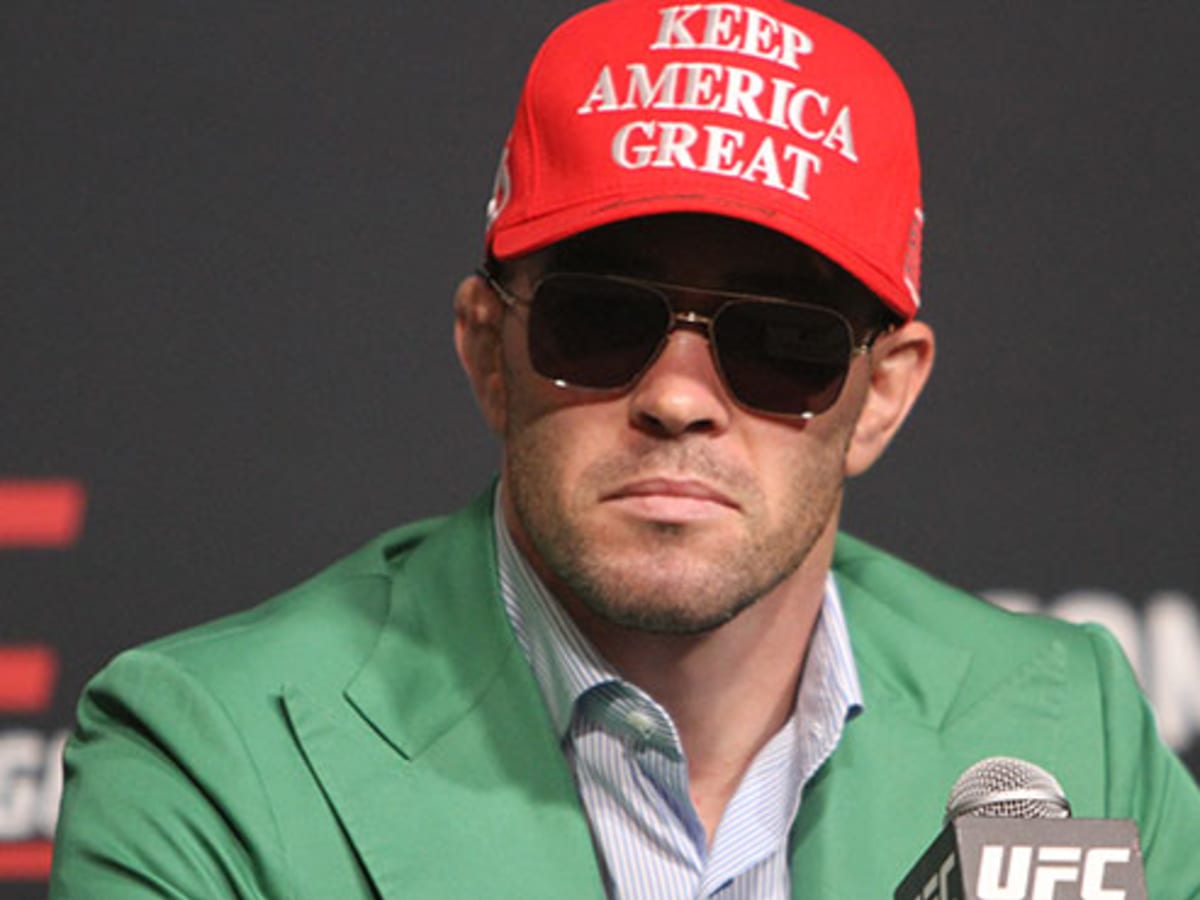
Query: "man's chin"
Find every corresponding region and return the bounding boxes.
[579,592,757,636]
[568,562,765,636]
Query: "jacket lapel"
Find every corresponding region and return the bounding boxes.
[284,495,605,899]
[789,536,1071,896]
[788,561,971,896]
[279,509,1074,898]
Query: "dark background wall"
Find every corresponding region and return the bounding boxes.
[3,2,1198,893]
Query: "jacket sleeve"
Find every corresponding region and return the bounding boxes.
[1083,623,1200,898]
[49,649,291,899]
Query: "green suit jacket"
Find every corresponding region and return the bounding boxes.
[51,492,1200,897]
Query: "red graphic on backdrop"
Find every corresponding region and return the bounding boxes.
[1,483,82,881]
[0,841,53,883]
[0,646,60,880]
[0,480,87,548]
[0,647,58,715]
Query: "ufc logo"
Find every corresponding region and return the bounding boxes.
[977,845,1132,900]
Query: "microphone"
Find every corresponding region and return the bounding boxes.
[945,757,1072,820]
[894,757,1147,900]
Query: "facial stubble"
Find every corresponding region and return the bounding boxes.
[503,403,849,636]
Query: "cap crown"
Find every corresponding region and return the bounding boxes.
[486,0,923,318]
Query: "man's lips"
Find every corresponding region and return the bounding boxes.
[601,478,740,518]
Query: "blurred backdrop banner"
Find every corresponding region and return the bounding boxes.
[3,2,1197,895]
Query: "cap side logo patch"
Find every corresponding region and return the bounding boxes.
[903,206,924,308]
[486,144,512,230]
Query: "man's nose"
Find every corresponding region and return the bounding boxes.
[626,329,733,437]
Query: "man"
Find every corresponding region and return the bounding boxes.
[51,1,1200,897]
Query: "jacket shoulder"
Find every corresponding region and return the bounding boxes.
[833,531,1081,654]
[114,509,459,703]
[831,532,1114,768]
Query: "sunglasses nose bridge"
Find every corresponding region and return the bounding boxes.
[659,309,720,375]
[667,309,715,340]
[648,308,735,408]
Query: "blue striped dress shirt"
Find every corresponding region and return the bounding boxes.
[494,499,863,899]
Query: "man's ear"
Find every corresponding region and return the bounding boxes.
[845,321,935,477]
[454,274,508,435]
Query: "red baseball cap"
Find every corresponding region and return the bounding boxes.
[484,0,924,319]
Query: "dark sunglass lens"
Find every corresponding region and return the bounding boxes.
[529,275,669,388]
[714,303,853,415]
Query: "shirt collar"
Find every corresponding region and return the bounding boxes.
[494,492,617,738]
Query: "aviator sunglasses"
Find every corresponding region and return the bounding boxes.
[479,268,891,418]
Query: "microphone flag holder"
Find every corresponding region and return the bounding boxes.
[893,817,1147,900]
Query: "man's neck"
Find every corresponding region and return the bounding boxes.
[557,524,836,841]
